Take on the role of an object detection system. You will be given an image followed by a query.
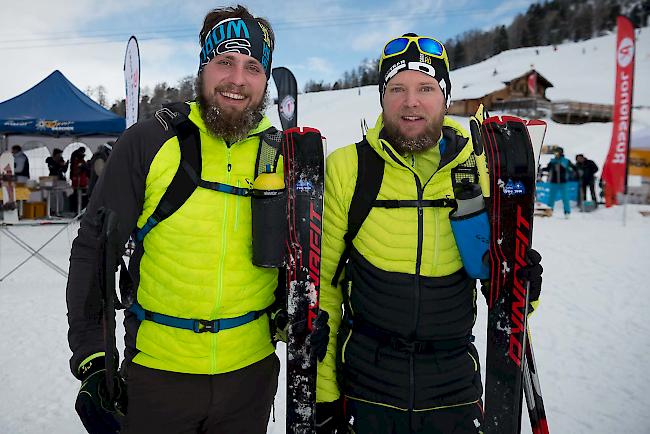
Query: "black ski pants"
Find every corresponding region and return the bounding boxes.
[344,398,483,434]
[120,353,280,434]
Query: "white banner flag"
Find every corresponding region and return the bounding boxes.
[124,36,140,128]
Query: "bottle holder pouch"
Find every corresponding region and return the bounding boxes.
[450,208,490,279]
[251,188,287,267]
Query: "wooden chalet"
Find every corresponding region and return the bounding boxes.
[448,69,553,116]
[448,69,613,124]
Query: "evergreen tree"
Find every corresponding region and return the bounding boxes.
[493,25,509,55]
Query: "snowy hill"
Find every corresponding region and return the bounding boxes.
[451,28,650,106]
[2,28,650,434]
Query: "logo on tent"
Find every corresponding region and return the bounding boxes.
[36,120,75,132]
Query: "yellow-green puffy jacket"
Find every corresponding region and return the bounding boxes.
[133,103,280,374]
[316,114,481,408]
[67,102,285,379]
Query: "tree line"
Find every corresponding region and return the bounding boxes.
[103,76,196,120]
[98,0,649,116]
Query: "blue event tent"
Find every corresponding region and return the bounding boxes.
[0,70,125,136]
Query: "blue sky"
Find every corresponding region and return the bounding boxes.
[0,0,539,104]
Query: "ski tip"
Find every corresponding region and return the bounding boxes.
[525,119,547,127]
[484,115,526,125]
[284,126,321,135]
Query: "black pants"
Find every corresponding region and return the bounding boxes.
[580,181,598,207]
[578,180,598,207]
[345,399,483,434]
[121,353,280,434]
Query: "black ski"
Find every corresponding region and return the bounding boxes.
[282,127,325,434]
[482,115,543,434]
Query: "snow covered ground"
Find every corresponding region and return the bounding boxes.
[2,203,649,434]
[2,28,650,434]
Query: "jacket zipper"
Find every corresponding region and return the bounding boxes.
[212,146,233,372]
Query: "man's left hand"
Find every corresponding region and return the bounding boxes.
[309,310,330,362]
[517,248,543,315]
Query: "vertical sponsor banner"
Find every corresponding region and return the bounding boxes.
[602,16,635,207]
[272,67,298,131]
[527,71,537,96]
[124,36,140,129]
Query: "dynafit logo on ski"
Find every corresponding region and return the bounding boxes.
[307,201,322,331]
[508,205,530,366]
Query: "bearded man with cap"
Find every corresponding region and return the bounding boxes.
[313,34,543,433]
[66,5,282,434]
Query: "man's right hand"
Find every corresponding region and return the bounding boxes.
[75,357,125,434]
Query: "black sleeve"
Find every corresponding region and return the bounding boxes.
[66,119,168,378]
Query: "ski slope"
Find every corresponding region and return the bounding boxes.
[2,28,650,434]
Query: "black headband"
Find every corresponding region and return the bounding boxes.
[198,17,273,79]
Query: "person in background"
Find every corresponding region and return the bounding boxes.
[46,148,69,180]
[542,147,576,218]
[575,154,599,209]
[11,145,30,182]
[69,148,90,211]
[87,142,113,197]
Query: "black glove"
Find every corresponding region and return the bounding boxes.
[309,309,330,362]
[315,399,346,434]
[517,248,543,314]
[480,248,542,315]
[75,357,125,434]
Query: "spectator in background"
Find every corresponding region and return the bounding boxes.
[11,145,30,182]
[87,142,113,197]
[575,154,599,209]
[45,148,69,180]
[542,146,577,218]
[69,148,90,211]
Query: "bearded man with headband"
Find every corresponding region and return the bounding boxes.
[67,5,283,434]
[313,34,543,433]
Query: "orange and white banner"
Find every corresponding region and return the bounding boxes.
[602,16,635,206]
[124,36,140,129]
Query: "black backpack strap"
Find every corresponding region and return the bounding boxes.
[332,139,384,287]
[136,104,201,242]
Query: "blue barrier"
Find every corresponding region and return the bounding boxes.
[536,181,579,205]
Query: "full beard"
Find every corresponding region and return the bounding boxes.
[195,74,269,143]
[383,110,445,155]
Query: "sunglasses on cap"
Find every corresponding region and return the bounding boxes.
[380,36,446,69]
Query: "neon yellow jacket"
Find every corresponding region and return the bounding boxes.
[133,103,280,374]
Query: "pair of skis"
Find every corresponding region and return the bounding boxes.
[471,106,549,434]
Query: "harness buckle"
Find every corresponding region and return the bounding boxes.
[193,319,220,333]
[390,337,427,353]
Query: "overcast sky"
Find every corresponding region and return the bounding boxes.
[0,0,539,105]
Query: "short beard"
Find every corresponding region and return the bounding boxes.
[383,111,445,155]
[195,74,269,142]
